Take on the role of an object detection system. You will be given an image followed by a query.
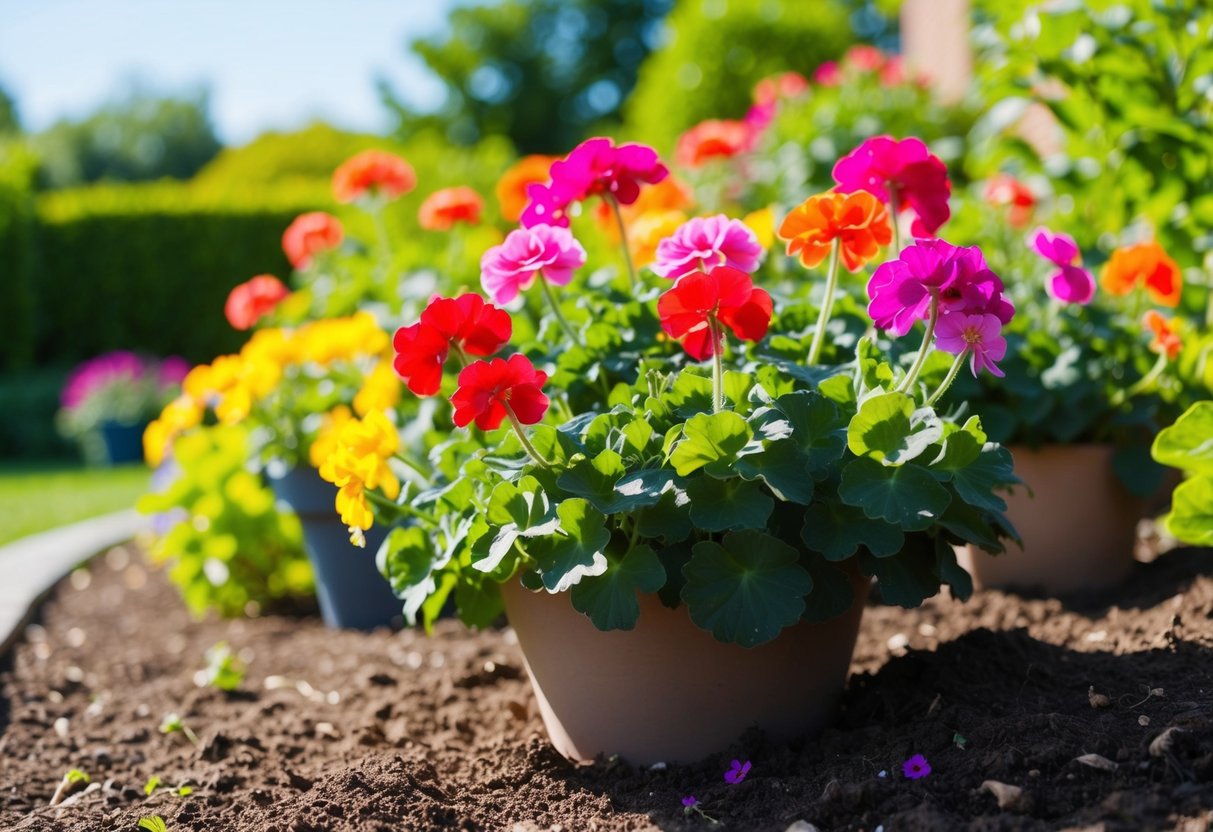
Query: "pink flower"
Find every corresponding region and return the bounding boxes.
[902,753,932,780]
[651,215,764,280]
[845,45,887,72]
[1030,228,1095,305]
[521,180,577,229]
[521,137,668,228]
[480,225,587,304]
[833,136,952,237]
[867,239,1013,337]
[813,61,841,86]
[936,312,1007,378]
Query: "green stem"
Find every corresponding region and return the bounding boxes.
[1205,268,1213,329]
[608,196,638,292]
[370,201,393,286]
[505,404,551,468]
[896,295,940,394]
[537,274,578,341]
[888,184,902,253]
[924,350,968,408]
[393,452,433,483]
[708,315,725,413]
[1113,352,1168,406]
[807,238,842,366]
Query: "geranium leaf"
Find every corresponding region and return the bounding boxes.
[1153,402,1213,474]
[686,476,774,531]
[682,530,812,647]
[839,458,951,531]
[557,449,626,512]
[847,392,942,465]
[570,545,666,630]
[859,537,939,607]
[951,445,1015,513]
[527,498,611,592]
[801,499,905,559]
[1166,476,1213,546]
[935,537,973,601]
[669,411,752,476]
[636,487,693,543]
[733,440,814,503]
[800,556,858,623]
[375,525,437,624]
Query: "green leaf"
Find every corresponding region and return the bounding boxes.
[930,418,985,472]
[1113,442,1164,500]
[636,488,692,543]
[848,392,942,465]
[937,500,1005,553]
[686,476,774,532]
[801,556,858,623]
[557,449,627,512]
[138,819,168,832]
[819,372,855,406]
[951,445,1016,513]
[1153,402,1213,475]
[681,531,812,647]
[376,525,437,624]
[655,541,693,608]
[570,545,666,630]
[733,440,813,503]
[527,499,611,592]
[476,479,559,573]
[669,411,752,476]
[860,537,939,607]
[1165,476,1213,546]
[761,391,847,478]
[801,499,905,560]
[453,574,504,628]
[665,370,714,417]
[839,458,951,531]
[935,537,973,601]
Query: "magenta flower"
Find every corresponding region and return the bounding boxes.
[681,796,698,808]
[723,759,752,784]
[61,351,147,409]
[521,136,669,229]
[480,224,587,305]
[158,356,190,389]
[902,753,932,780]
[1030,227,1095,305]
[651,215,764,281]
[936,312,1007,377]
[867,239,1013,337]
[813,61,842,86]
[833,136,951,237]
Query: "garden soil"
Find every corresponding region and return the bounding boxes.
[2,542,1212,831]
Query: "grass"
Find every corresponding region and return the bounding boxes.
[0,461,151,547]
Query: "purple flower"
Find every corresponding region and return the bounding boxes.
[867,239,1013,337]
[902,753,931,780]
[651,215,764,281]
[723,759,752,784]
[480,224,587,305]
[936,312,1007,378]
[681,795,698,808]
[1030,227,1095,305]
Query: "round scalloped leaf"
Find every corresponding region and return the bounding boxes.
[570,545,666,631]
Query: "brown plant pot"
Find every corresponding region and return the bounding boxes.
[499,567,870,766]
[957,444,1142,594]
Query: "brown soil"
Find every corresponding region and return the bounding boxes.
[2,543,1212,832]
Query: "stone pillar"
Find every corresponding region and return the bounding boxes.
[901,0,972,103]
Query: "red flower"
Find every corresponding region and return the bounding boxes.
[224,274,290,331]
[393,294,512,396]
[450,354,549,431]
[657,266,773,360]
[676,120,753,168]
[282,211,344,269]
[984,174,1036,229]
[332,149,417,203]
[418,186,484,230]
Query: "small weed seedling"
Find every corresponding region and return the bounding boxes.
[138,817,168,832]
[159,713,200,747]
[144,775,194,798]
[143,776,161,796]
[201,642,245,692]
[49,768,91,806]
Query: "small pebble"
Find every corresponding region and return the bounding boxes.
[648,762,667,771]
[1085,630,1107,643]
[69,570,91,591]
[53,718,69,738]
[1139,715,1150,727]
[886,633,909,652]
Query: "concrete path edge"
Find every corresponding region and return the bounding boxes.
[0,510,150,657]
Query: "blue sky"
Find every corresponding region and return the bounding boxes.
[0,0,475,144]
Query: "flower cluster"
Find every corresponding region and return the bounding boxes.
[521,137,669,228]
[1030,229,1095,305]
[225,275,291,331]
[813,44,916,89]
[317,410,401,545]
[332,149,416,204]
[282,211,344,269]
[833,135,951,239]
[60,351,190,455]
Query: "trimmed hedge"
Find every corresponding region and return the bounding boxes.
[0,144,38,371]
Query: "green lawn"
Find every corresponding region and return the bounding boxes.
[0,462,150,546]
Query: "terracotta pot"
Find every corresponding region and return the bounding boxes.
[958,444,1142,594]
[500,566,870,766]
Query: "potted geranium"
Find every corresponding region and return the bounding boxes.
[941,212,1191,593]
[319,137,1018,764]
[58,351,188,465]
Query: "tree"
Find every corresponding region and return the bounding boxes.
[381,0,673,153]
[0,81,19,135]
[33,84,222,189]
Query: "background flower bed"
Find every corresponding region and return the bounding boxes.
[2,543,1210,831]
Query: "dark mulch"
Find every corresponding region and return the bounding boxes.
[2,543,1212,831]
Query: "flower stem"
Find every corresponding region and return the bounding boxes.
[1112,352,1168,406]
[888,185,902,254]
[450,341,470,369]
[505,405,551,468]
[608,196,638,292]
[807,237,842,366]
[896,295,940,394]
[537,274,578,341]
[370,200,394,285]
[708,315,725,413]
[924,349,968,408]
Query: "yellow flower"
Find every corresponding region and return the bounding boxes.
[354,361,402,417]
[143,395,204,466]
[308,405,354,469]
[317,410,401,541]
[743,205,776,250]
[629,210,688,269]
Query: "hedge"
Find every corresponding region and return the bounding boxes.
[0,144,38,371]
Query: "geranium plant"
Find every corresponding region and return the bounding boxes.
[321,137,1019,647]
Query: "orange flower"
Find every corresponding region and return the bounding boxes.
[332,149,416,203]
[675,119,753,168]
[418,186,484,231]
[627,210,687,268]
[1100,241,1181,307]
[778,190,892,272]
[496,155,557,223]
[1143,310,1181,360]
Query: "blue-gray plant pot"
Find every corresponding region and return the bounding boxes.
[268,466,401,631]
[99,420,148,465]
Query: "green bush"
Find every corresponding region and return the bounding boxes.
[0,367,74,459]
[0,142,38,370]
[624,0,853,151]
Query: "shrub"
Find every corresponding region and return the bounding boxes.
[0,142,37,370]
